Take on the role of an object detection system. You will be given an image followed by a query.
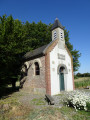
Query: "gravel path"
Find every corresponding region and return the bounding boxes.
[17,89,90,109]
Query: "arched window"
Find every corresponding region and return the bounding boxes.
[35,62,40,75]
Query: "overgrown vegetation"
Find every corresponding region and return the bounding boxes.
[75,79,90,88]
[0,14,81,89]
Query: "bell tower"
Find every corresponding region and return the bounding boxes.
[51,18,65,49]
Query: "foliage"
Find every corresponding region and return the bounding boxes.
[64,90,90,111]
[76,72,90,77]
[0,15,25,87]
[74,75,78,79]
[64,29,81,72]
[0,14,81,87]
[75,79,90,88]
[86,102,90,111]
[71,50,81,72]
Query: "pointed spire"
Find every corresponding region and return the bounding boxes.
[51,18,64,30]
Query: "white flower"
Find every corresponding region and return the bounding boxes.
[64,90,90,111]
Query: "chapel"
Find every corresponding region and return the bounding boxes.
[20,18,75,95]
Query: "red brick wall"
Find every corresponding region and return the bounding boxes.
[45,53,51,95]
[45,40,58,95]
[23,56,46,92]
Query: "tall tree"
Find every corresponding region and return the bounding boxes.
[0,15,25,87]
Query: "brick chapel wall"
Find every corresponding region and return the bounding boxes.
[45,39,58,95]
[22,56,46,94]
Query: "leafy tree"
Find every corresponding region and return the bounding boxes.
[64,29,81,72]
[0,15,25,87]
[76,72,90,77]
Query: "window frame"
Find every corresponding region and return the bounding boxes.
[53,31,57,40]
[35,62,40,75]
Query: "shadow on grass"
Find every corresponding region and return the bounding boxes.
[0,86,20,99]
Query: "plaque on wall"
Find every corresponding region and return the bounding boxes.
[58,53,65,60]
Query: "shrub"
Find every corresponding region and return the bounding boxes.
[64,91,90,111]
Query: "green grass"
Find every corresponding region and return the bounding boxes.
[28,106,90,120]
[28,107,64,120]
[74,77,90,82]
[60,106,90,120]
[75,79,90,88]
[31,98,46,105]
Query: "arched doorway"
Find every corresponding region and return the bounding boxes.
[59,66,65,91]
[57,64,68,91]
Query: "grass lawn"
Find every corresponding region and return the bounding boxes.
[0,89,90,120]
[74,77,90,88]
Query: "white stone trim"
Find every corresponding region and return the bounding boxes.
[57,64,68,74]
[31,58,42,69]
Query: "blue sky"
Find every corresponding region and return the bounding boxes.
[0,0,90,73]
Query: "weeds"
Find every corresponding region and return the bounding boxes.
[75,79,90,88]
[31,98,46,105]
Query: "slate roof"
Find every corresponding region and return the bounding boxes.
[51,18,64,30]
[23,44,48,60]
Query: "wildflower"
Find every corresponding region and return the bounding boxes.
[63,90,90,111]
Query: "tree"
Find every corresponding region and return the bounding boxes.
[64,29,81,72]
[0,15,25,87]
